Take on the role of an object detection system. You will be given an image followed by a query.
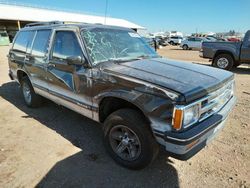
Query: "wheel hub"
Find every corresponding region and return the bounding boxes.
[109,125,141,161]
[22,82,31,103]
[217,57,229,68]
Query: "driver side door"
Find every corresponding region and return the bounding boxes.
[46,29,94,119]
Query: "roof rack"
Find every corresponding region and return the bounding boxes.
[25,21,64,27]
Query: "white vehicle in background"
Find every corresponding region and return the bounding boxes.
[180,37,208,50]
[168,36,183,45]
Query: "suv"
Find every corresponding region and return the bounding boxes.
[168,36,183,45]
[181,37,207,50]
[8,22,236,169]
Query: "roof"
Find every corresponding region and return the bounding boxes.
[21,22,133,31]
[0,3,144,29]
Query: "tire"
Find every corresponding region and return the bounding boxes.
[20,76,43,107]
[213,54,234,70]
[182,44,188,50]
[103,108,159,170]
[169,41,174,45]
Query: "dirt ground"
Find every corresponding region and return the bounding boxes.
[0,45,249,188]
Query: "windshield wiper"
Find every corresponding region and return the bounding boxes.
[107,57,140,63]
[136,54,161,59]
[97,55,160,65]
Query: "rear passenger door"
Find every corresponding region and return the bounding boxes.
[194,38,202,49]
[25,29,52,91]
[187,38,195,48]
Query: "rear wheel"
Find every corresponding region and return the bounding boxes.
[169,41,174,45]
[213,54,234,70]
[21,77,43,107]
[103,108,159,170]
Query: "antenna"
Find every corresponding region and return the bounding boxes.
[104,0,108,25]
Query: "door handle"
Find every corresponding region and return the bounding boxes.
[47,63,56,68]
[8,54,15,61]
[24,54,32,61]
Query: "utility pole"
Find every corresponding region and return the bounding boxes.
[104,0,108,25]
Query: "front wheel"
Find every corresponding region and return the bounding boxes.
[103,108,159,170]
[213,54,234,70]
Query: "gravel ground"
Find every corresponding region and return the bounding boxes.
[0,45,249,188]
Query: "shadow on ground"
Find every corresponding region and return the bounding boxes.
[0,82,179,188]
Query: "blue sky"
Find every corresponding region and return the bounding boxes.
[4,0,250,33]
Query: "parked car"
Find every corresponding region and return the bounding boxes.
[8,22,236,169]
[155,36,168,46]
[181,37,208,50]
[227,37,241,42]
[168,36,183,45]
[0,31,10,46]
[207,36,226,42]
[142,37,158,51]
[200,30,250,70]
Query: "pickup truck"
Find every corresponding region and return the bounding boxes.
[8,21,236,169]
[200,30,250,70]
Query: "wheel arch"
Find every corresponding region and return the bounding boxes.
[16,69,29,84]
[98,96,150,125]
[213,50,236,64]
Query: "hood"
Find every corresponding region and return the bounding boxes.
[102,58,234,103]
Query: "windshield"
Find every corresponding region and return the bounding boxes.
[81,28,158,65]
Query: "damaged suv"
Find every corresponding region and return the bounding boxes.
[8,22,236,169]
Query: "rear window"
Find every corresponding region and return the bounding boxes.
[31,30,51,57]
[12,31,35,53]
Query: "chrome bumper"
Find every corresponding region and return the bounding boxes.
[157,96,236,160]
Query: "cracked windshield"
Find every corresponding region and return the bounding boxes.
[81,28,158,65]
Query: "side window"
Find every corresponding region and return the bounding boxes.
[12,31,35,53]
[31,30,51,57]
[52,31,82,60]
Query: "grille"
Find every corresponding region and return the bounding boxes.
[199,80,234,122]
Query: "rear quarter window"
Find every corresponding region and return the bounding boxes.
[12,31,35,53]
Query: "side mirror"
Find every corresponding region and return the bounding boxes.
[66,56,87,67]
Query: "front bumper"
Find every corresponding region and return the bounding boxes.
[155,96,236,160]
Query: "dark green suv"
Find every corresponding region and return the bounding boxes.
[8,21,236,169]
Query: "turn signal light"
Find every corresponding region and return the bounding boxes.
[173,109,183,130]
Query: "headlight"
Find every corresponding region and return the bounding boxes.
[183,104,199,128]
[172,104,200,130]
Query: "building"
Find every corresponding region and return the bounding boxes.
[0,3,144,43]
